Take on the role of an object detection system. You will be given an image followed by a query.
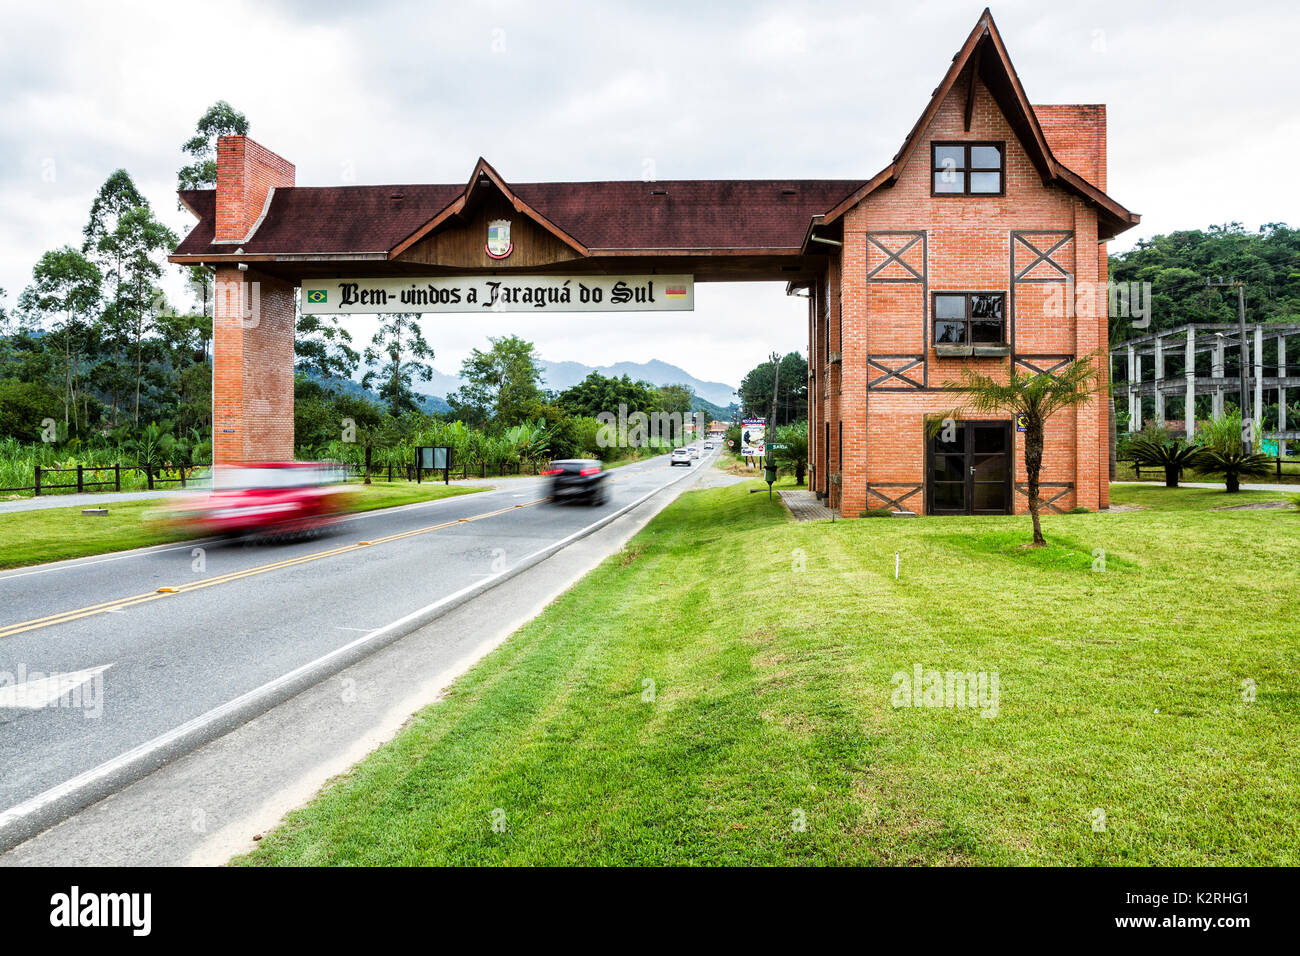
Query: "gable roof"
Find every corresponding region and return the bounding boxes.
[817,8,1139,239]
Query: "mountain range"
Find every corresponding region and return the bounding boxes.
[312,358,739,417]
[417,358,736,409]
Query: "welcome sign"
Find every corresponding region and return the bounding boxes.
[300,275,694,314]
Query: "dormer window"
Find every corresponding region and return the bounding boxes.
[932,142,1005,195]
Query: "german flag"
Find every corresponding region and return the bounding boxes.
[666,285,687,299]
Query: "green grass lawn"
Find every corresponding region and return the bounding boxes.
[238,480,1300,866]
[0,481,479,571]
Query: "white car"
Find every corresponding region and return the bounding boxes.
[670,447,692,466]
[689,446,700,459]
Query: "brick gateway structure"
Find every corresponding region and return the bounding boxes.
[169,10,1137,517]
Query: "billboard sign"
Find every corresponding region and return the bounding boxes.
[741,418,766,457]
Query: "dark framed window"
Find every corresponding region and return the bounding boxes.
[931,141,1004,195]
[933,292,1005,345]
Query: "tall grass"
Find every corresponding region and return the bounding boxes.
[0,436,209,497]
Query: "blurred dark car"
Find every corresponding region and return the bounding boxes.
[155,462,358,539]
[542,459,610,505]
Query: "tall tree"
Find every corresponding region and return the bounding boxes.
[297,307,361,381]
[450,335,544,426]
[738,351,807,425]
[178,100,250,191]
[96,206,177,425]
[555,371,656,418]
[361,313,436,415]
[83,170,149,426]
[17,247,102,432]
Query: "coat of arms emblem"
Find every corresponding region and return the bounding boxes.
[486,219,513,259]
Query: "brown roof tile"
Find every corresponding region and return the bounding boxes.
[173,178,863,259]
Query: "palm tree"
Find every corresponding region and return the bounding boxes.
[1128,437,1203,488]
[932,354,1100,547]
[772,423,809,484]
[1194,448,1273,493]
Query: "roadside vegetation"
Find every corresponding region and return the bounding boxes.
[238,479,1299,866]
[0,481,478,571]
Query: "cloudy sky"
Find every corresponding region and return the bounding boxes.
[1,0,1296,390]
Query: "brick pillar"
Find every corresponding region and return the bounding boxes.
[826,258,844,512]
[1097,241,1111,509]
[213,267,296,463]
[210,135,296,465]
[839,227,867,518]
[1072,201,1102,511]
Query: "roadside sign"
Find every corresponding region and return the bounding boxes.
[416,445,452,484]
[741,418,766,457]
[1015,413,1028,433]
[769,443,789,450]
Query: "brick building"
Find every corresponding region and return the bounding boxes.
[170,9,1137,516]
[802,11,1138,516]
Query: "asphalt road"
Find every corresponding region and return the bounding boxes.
[0,448,717,841]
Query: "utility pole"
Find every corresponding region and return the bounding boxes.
[1206,277,1252,452]
[769,351,781,430]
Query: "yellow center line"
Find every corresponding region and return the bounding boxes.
[0,490,566,641]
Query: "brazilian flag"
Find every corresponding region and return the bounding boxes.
[307,289,328,304]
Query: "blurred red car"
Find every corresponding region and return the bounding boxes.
[157,462,358,539]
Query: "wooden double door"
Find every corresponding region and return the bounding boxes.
[927,421,1012,515]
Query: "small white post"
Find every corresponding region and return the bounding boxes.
[1185,327,1196,438]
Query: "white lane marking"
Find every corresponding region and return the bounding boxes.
[0,455,697,836]
[0,665,113,710]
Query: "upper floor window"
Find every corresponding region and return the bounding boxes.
[932,142,1004,196]
[934,292,1005,345]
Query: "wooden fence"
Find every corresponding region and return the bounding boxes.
[0,464,204,496]
[0,458,546,496]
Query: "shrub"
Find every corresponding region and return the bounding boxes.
[1194,448,1272,493]
[1128,437,1203,488]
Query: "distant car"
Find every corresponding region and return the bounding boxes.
[703,441,714,450]
[542,459,610,505]
[689,445,700,459]
[670,447,692,467]
[156,462,357,539]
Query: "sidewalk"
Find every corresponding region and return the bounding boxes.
[778,488,836,521]
[1111,480,1298,493]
